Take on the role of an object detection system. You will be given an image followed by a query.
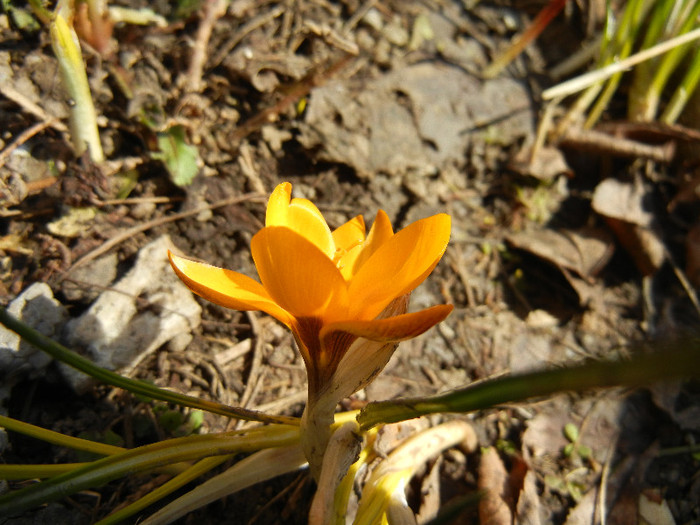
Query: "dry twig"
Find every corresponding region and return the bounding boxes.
[63,192,265,276]
[181,0,228,92]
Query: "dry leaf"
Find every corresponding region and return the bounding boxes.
[516,469,542,525]
[507,227,614,280]
[509,145,573,182]
[478,447,513,525]
[639,490,676,525]
[592,177,665,275]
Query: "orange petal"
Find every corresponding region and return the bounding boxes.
[266,183,334,258]
[168,251,292,326]
[349,210,394,276]
[337,244,364,281]
[251,227,348,319]
[265,182,293,226]
[332,215,365,252]
[322,304,453,344]
[348,214,451,319]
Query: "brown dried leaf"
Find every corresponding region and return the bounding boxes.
[509,145,573,182]
[516,469,542,525]
[592,177,666,276]
[639,490,676,525]
[507,227,613,280]
[478,447,513,525]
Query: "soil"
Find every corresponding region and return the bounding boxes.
[1,1,699,524]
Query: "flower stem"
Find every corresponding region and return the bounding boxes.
[300,396,336,481]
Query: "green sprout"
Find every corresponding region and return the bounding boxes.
[545,0,700,131]
[49,9,105,162]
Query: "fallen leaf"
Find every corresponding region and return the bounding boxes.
[639,490,676,525]
[46,206,97,238]
[507,227,614,280]
[509,145,573,182]
[592,177,665,275]
[516,469,542,525]
[478,447,513,525]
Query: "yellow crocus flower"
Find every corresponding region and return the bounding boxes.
[169,182,452,477]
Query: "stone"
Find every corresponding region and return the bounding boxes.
[0,282,67,379]
[61,235,201,392]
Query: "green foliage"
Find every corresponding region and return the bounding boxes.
[153,405,204,437]
[2,0,41,32]
[152,125,199,187]
[1,307,699,522]
[562,422,592,461]
[557,0,700,128]
[563,422,579,443]
[173,0,202,20]
[74,430,125,462]
[495,438,517,456]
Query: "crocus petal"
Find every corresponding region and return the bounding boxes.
[252,227,348,319]
[349,210,394,277]
[332,215,365,252]
[168,251,292,326]
[265,182,294,226]
[266,183,335,258]
[322,304,453,345]
[336,244,364,281]
[348,214,451,320]
[315,305,453,404]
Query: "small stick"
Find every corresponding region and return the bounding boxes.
[230,53,354,144]
[209,5,285,70]
[560,127,675,163]
[0,121,58,170]
[63,192,265,277]
[483,0,567,78]
[94,196,182,206]
[0,84,68,133]
[237,312,266,411]
[181,0,228,93]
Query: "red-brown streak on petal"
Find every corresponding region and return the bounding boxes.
[293,316,326,393]
[376,294,409,320]
[320,329,358,379]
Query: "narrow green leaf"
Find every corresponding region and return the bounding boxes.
[0,426,299,516]
[0,307,299,426]
[358,340,700,430]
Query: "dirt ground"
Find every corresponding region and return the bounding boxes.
[1,1,700,524]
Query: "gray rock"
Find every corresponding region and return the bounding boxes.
[299,63,533,177]
[0,282,67,379]
[61,235,201,392]
[61,253,118,302]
